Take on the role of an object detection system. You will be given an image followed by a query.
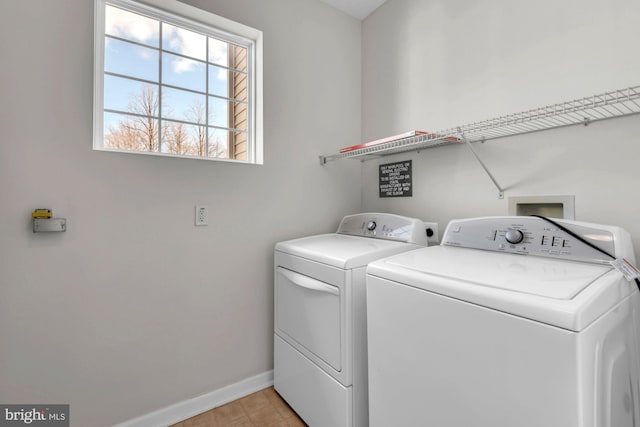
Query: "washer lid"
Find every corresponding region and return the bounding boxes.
[367,246,633,331]
[276,233,420,269]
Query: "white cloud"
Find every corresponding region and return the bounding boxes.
[171,57,199,74]
[208,41,228,81]
[208,39,228,67]
[164,25,206,58]
[105,5,159,46]
[137,47,155,61]
[163,24,206,74]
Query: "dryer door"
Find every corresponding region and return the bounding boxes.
[275,267,342,371]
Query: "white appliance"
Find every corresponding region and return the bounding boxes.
[366,216,640,427]
[274,213,437,427]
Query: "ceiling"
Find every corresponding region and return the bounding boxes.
[317,0,388,20]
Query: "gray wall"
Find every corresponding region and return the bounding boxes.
[0,0,361,425]
[361,0,640,253]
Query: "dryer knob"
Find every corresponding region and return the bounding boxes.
[505,229,524,244]
[366,221,377,231]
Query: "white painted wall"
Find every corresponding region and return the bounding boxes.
[361,0,640,253]
[0,0,361,425]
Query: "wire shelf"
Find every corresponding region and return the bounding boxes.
[320,85,640,164]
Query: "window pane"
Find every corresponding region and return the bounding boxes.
[207,99,248,131]
[208,96,228,128]
[229,129,248,161]
[229,44,248,72]
[208,37,228,67]
[162,52,205,92]
[162,87,206,122]
[105,38,158,82]
[161,120,208,156]
[162,23,206,61]
[208,128,229,158]
[231,71,248,102]
[208,64,228,97]
[104,111,159,152]
[105,5,159,48]
[231,101,248,131]
[104,75,159,116]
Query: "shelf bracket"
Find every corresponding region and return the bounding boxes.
[458,127,504,199]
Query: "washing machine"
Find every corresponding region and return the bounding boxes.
[366,216,640,427]
[274,213,438,427]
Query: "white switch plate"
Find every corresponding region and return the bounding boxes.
[195,205,208,226]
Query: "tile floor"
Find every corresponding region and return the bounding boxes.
[169,386,307,427]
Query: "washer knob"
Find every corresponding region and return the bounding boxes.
[366,221,377,231]
[505,229,524,244]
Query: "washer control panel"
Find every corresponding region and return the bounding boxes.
[338,213,436,246]
[442,216,617,264]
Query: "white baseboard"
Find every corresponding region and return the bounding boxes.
[113,370,274,427]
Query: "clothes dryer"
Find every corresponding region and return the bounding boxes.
[366,216,640,427]
[274,213,437,427]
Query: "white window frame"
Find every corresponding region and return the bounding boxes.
[93,0,263,164]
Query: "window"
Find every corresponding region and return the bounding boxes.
[93,0,263,163]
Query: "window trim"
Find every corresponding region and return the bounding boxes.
[93,0,263,164]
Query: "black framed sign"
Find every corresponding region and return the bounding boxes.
[379,160,412,197]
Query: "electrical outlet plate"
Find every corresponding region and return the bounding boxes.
[195,205,208,226]
[424,221,439,245]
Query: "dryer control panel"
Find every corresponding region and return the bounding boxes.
[441,216,630,265]
[338,213,436,246]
